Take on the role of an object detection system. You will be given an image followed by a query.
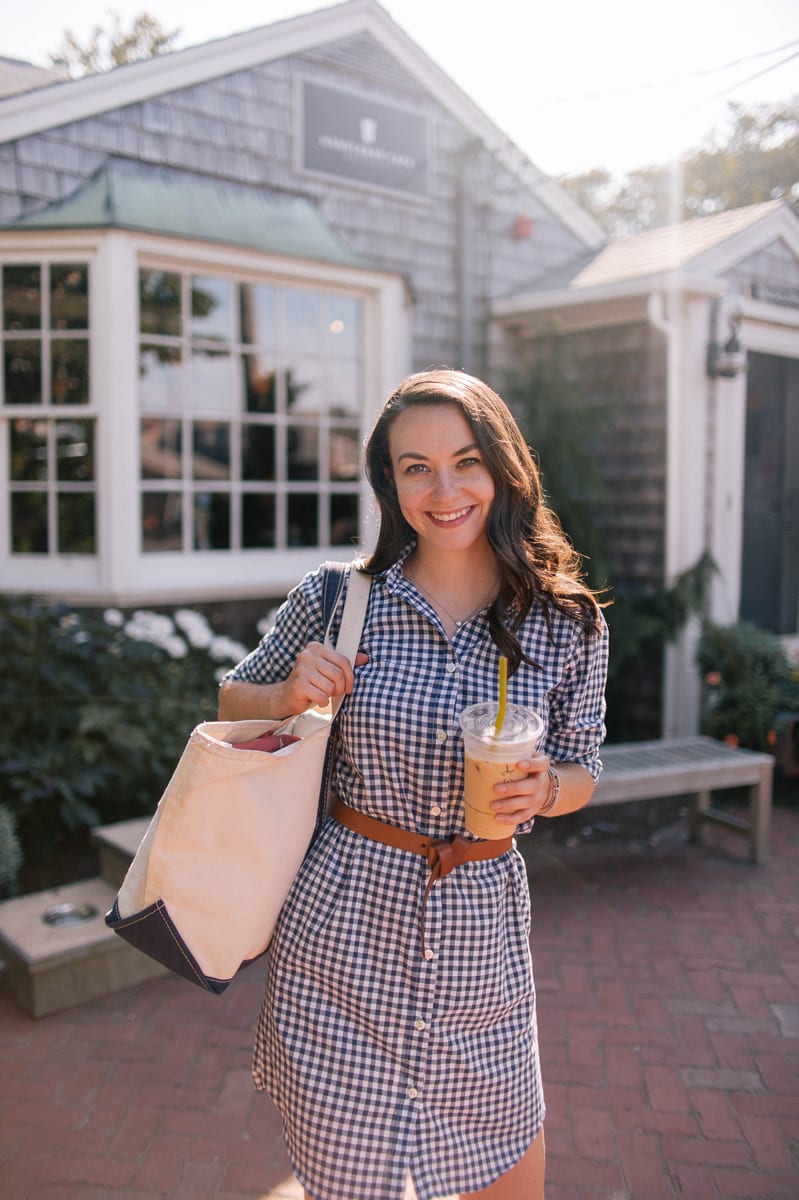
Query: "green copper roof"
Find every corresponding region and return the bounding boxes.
[5,156,365,267]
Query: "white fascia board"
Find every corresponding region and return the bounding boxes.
[0,0,605,252]
[492,272,725,319]
[0,2,375,143]
[689,207,799,278]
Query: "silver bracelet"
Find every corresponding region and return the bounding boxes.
[539,765,560,816]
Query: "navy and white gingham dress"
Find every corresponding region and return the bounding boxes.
[227,548,608,1200]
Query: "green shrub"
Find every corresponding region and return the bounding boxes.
[0,803,22,898]
[696,620,796,751]
[0,597,248,893]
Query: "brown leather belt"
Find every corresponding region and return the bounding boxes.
[332,801,513,957]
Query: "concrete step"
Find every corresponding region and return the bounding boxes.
[0,876,168,1018]
[91,816,150,889]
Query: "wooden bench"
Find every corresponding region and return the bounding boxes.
[589,735,774,864]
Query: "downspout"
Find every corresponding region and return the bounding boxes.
[647,290,688,736]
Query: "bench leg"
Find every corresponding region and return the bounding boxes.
[689,789,711,843]
[748,768,772,865]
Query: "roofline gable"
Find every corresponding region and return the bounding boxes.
[0,0,605,250]
[687,203,799,277]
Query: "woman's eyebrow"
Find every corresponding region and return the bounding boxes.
[396,442,479,463]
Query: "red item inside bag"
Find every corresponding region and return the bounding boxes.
[231,733,302,753]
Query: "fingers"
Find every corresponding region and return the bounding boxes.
[284,642,370,711]
[492,755,551,823]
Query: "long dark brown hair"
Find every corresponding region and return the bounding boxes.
[363,369,603,674]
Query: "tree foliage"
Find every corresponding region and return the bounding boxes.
[50,11,180,77]
[561,98,799,236]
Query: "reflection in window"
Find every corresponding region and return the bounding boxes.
[140,418,182,479]
[50,264,88,330]
[11,492,47,553]
[10,419,48,480]
[58,492,95,553]
[242,353,276,413]
[139,270,182,336]
[330,425,360,480]
[288,424,319,480]
[136,268,364,553]
[3,264,41,331]
[189,348,233,412]
[142,492,182,551]
[286,361,322,413]
[193,492,230,550]
[56,419,94,482]
[139,345,182,412]
[191,276,233,343]
[331,494,360,546]
[192,421,230,480]
[242,493,276,548]
[327,295,360,357]
[241,424,276,481]
[51,340,89,405]
[285,289,319,352]
[288,493,318,546]
[241,284,276,347]
[4,340,42,404]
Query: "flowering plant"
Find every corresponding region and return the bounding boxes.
[696,620,797,752]
[0,596,248,895]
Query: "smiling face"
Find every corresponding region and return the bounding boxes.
[387,403,496,558]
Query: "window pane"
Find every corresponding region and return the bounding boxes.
[241,424,276,481]
[139,345,182,413]
[286,360,322,413]
[285,290,319,352]
[326,296,360,357]
[51,264,88,330]
[288,493,318,546]
[4,340,41,404]
[57,492,95,553]
[139,270,182,336]
[56,419,94,482]
[242,493,276,548]
[142,492,182,551]
[330,494,360,546]
[192,421,230,480]
[141,418,182,479]
[10,418,48,480]
[287,424,319,481]
[329,425,360,480]
[191,276,233,343]
[194,492,230,550]
[242,353,276,413]
[51,339,89,405]
[4,265,41,331]
[327,361,360,416]
[11,491,47,553]
[188,348,234,412]
[241,284,276,347]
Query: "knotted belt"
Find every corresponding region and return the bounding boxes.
[332,801,514,958]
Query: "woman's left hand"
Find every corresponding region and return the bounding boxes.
[491,752,552,825]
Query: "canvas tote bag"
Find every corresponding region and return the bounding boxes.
[105,563,372,993]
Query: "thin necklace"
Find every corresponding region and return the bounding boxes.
[407,566,497,628]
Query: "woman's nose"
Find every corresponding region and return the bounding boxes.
[431,470,458,499]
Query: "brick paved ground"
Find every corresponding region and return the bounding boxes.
[1,805,797,1199]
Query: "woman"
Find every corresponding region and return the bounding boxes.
[218,369,608,1200]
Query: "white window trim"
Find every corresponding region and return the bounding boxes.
[0,229,410,604]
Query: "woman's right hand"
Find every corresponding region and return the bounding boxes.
[276,642,369,714]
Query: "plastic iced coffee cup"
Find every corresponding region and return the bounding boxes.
[459,701,544,839]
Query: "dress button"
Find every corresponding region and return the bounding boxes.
[436,729,447,743]
[415,1019,427,1031]
[407,1086,418,1099]
[423,948,435,961]
[431,804,442,816]
[445,660,457,674]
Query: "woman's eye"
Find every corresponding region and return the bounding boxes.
[404,463,428,474]
[458,457,481,468]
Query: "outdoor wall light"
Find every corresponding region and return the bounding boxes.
[707,297,747,378]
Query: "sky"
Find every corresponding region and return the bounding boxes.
[3,0,798,179]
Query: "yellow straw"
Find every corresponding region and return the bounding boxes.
[494,655,508,736]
